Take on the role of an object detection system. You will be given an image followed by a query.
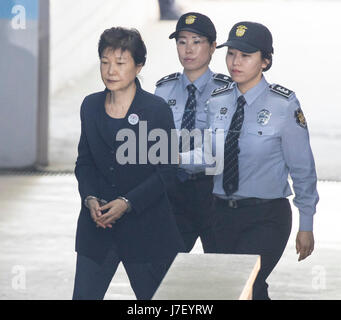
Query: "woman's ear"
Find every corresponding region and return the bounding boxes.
[210,41,217,55]
[262,58,270,70]
[136,63,143,76]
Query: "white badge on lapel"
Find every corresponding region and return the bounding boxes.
[128,113,139,125]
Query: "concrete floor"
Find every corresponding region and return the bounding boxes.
[0,175,339,300]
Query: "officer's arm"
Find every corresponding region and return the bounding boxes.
[281,97,319,231]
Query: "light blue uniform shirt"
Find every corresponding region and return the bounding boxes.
[188,76,319,231]
[155,68,232,174]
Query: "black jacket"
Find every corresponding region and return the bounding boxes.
[74,79,185,263]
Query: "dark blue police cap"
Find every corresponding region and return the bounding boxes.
[217,21,273,54]
[169,12,216,42]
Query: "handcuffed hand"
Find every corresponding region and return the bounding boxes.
[94,198,128,229]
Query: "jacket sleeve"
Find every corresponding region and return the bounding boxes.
[74,99,100,202]
[125,103,178,214]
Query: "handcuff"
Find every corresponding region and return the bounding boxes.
[84,195,131,213]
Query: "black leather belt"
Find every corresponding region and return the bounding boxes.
[213,196,281,209]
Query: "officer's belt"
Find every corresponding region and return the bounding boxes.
[213,196,282,209]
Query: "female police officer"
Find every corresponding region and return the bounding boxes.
[206,21,319,299]
[155,12,232,253]
[72,27,184,300]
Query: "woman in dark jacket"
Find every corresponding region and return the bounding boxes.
[72,27,184,300]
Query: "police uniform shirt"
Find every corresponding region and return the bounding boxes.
[155,68,232,174]
[209,76,319,231]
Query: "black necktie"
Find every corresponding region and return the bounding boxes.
[223,95,246,196]
[179,84,197,151]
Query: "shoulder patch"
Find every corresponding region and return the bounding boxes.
[269,84,294,99]
[295,107,307,129]
[156,72,181,87]
[213,73,233,84]
[211,82,234,96]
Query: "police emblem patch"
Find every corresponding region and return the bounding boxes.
[236,25,247,37]
[168,99,176,106]
[185,15,196,24]
[220,107,228,115]
[295,108,307,128]
[257,109,271,126]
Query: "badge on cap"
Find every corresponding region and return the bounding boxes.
[257,109,271,126]
[128,113,139,125]
[295,108,307,128]
[236,25,247,37]
[185,15,196,24]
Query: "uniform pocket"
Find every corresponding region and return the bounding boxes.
[246,125,275,137]
[196,112,208,126]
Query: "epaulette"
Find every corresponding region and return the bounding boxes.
[213,73,233,84]
[269,84,294,99]
[156,72,181,87]
[211,82,234,96]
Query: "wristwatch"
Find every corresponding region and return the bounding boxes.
[84,196,107,208]
[117,196,132,212]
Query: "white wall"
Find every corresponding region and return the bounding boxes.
[49,0,158,95]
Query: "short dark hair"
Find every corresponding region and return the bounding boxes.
[98,27,147,66]
[261,51,272,72]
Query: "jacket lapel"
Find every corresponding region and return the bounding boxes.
[97,88,114,149]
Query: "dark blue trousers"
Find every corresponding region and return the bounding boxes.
[212,198,292,300]
[72,243,171,300]
[168,175,217,253]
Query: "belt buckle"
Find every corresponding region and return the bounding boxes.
[228,199,238,208]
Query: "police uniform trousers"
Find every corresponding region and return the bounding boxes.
[168,174,217,253]
[212,197,292,300]
[72,242,172,300]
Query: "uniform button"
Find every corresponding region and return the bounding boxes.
[109,167,114,171]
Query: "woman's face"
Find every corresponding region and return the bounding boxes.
[176,31,216,74]
[226,47,268,92]
[100,47,142,92]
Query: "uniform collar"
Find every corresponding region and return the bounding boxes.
[181,68,213,93]
[236,75,269,107]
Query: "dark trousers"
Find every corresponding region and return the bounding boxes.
[72,243,171,300]
[168,176,217,253]
[212,198,292,300]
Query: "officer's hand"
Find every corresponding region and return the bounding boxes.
[95,199,128,228]
[296,231,314,261]
[88,199,103,225]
